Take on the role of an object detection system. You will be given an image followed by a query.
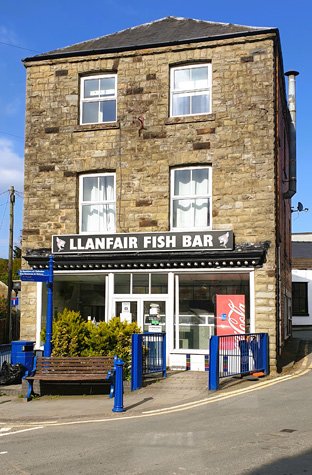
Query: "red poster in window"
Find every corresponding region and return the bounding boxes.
[216,295,245,336]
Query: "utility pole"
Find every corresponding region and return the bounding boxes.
[6,186,15,342]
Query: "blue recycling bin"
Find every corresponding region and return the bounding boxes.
[11,341,35,376]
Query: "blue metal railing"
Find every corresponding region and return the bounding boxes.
[142,332,166,376]
[209,333,269,390]
[0,343,12,367]
[131,332,166,391]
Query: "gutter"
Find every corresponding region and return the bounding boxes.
[284,71,299,199]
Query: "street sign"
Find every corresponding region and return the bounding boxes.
[11,297,19,306]
[19,269,50,282]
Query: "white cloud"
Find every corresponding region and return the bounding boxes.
[0,25,19,45]
[0,138,24,192]
[4,97,21,116]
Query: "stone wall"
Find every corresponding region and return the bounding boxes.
[21,33,284,365]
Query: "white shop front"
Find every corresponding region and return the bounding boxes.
[27,231,267,371]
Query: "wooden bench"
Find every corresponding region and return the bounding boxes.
[25,356,115,401]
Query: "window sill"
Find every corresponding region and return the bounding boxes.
[165,114,216,126]
[292,314,310,317]
[73,122,120,133]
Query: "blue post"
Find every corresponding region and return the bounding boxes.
[250,336,260,370]
[44,255,54,357]
[162,333,167,378]
[131,333,143,391]
[209,336,219,391]
[239,339,249,374]
[112,358,125,413]
[260,333,269,375]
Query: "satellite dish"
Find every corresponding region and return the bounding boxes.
[298,202,303,212]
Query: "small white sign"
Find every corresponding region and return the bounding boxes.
[148,325,162,333]
[122,302,131,313]
[120,312,132,324]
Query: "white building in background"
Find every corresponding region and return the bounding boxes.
[292,233,312,327]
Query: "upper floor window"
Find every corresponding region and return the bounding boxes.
[170,64,211,117]
[171,166,211,230]
[80,74,117,124]
[79,173,116,233]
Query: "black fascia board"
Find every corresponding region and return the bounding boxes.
[22,28,278,64]
[24,247,266,269]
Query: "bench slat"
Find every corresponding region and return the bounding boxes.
[27,356,114,382]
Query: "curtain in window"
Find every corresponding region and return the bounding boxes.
[81,175,115,232]
[173,168,210,228]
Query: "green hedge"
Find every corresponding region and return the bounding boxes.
[51,308,141,377]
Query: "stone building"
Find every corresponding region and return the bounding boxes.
[21,17,297,371]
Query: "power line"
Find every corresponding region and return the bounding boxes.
[0,197,8,231]
[0,40,40,53]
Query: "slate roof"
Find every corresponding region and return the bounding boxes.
[23,16,276,62]
[292,241,312,259]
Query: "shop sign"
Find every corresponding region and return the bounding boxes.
[19,269,51,282]
[52,230,233,254]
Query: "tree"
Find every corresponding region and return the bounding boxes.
[0,296,7,318]
[0,255,21,286]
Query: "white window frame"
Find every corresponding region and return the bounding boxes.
[170,166,212,231]
[79,172,116,234]
[80,74,117,125]
[170,64,212,117]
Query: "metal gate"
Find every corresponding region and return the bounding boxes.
[131,332,166,391]
[209,333,269,390]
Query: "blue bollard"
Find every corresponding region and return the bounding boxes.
[131,334,143,391]
[112,358,125,413]
[209,336,219,390]
[162,333,167,378]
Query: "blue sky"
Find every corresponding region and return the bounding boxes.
[0,0,311,258]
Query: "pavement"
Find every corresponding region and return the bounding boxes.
[1,327,312,424]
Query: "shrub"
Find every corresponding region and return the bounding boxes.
[50,309,141,376]
[51,308,88,357]
[82,317,141,376]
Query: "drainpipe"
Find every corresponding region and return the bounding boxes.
[284,70,299,199]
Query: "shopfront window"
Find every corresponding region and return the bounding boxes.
[176,273,249,350]
[54,274,106,322]
[143,301,166,332]
[114,273,168,294]
[114,274,131,294]
[133,274,149,294]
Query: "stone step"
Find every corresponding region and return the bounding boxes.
[0,384,23,396]
[143,371,208,390]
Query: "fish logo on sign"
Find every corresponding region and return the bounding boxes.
[218,232,229,248]
[56,236,66,252]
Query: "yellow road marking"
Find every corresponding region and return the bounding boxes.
[1,368,310,434]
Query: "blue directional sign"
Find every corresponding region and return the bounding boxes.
[19,269,50,282]
[19,256,54,358]
[11,297,19,307]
